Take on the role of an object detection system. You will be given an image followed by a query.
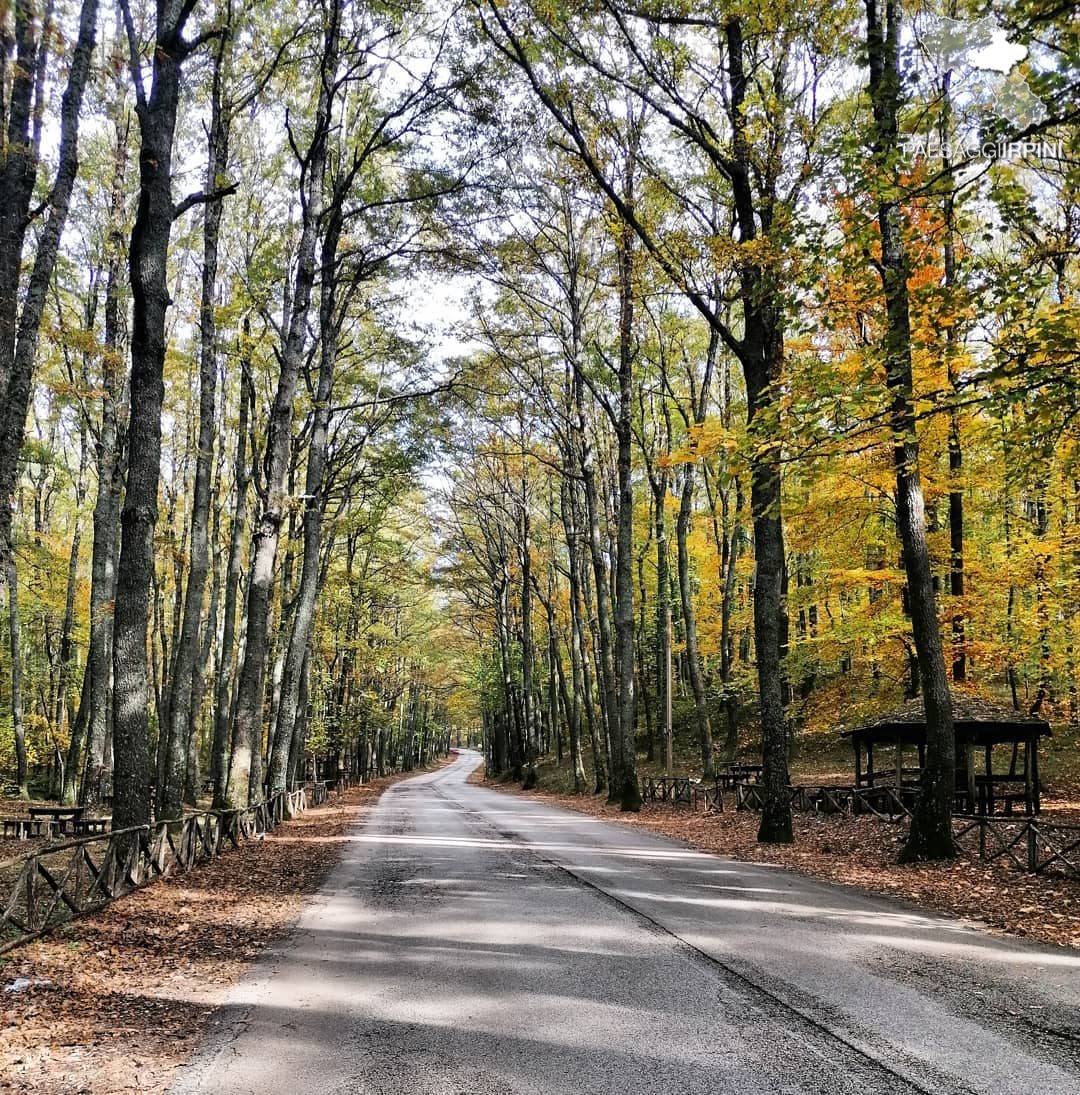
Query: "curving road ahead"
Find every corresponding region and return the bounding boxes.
[172,750,1080,1095]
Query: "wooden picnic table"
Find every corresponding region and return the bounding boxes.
[27,805,85,835]
[717,763,763,789]
[27,805,85,820]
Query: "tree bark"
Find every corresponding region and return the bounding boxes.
[613,202,640,811]
[6,556,27,796]
[161,24,231,818]
[80,191,125,809]
[267,207,343,796]
[60,428,89,804]
[675,466,715,778]
[519,456,538,788]
[112,0,199,831]
[0,0,99,561]
[226,4,336,807]
[865,0,956,861]
[211,345,251,806]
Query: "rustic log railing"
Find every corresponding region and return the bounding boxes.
[0,787,306,955]
[733,781,913,819]
[639,776,723,813]
[952,817,1080,881]
[732,781,1080,882]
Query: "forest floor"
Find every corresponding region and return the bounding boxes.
[0,764,440,1095]
[478,760,1080,953]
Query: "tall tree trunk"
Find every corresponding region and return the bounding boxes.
[651,472,674,779]
[161,23,230,818]
[0,0,99,561]
[59,426,88,803]
[81,191,124,809]
[578,405,622,801]
[613,202,640,811]
[268,205,344,797]
[186,477,221,805]
[941,71,965,685]
[226,6,336,807]
[635,547,653,762]
[520,459,537,788]
[112,0,200,832]
[866,0,955,861]
[675,466,714,778]
[286,645,310,788]
[562,476,594,793]
[211,346,251,806]
[6,556,27,796]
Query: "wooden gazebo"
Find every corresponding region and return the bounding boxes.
[841,695,1051,816]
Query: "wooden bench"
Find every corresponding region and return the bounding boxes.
[1,817,48,839]
[70,817,110,835]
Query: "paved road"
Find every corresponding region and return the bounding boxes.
[172,751,1080,1095]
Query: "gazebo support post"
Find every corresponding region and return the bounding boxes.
[984,743,993,815]
[1025,735,1033,814]
[965,741,975,816]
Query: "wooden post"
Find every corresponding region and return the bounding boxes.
[1024,737,1033,816]
[985,743,993,815]
[965,739,976,816]
[867,742,875,786]
[26,863,37,932]
[1025,735,1033,814]
[854,741,862,787]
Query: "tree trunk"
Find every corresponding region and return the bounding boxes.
[520,460,537,788]
[675,466,714,778]
[561,477,592,793]
[80,210,124,808]
[286,646,310,789]
[578,409,622,801]
[0,0,99,562]
[161,25,230,818]
[613,209,640,811]
[211,347,251,806]
[6,556,27,796]
[226,7,336,806]
[866,0,955,861]
[268,208,342,796]
[60,428,89,803]
[112,0,198,831]
[941,75,965,685]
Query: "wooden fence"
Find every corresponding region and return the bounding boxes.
[0,788,306,955]
[952,816,1080,881]
[733,781,913,820]
[733,780,1080,882]
[640,776,723,813]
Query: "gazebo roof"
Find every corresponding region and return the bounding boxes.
[841,694,1052,745]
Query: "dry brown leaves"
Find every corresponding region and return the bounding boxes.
[0,769,422,1095]
[489,778,1080,952]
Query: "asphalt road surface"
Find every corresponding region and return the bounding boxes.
[171,751,1080,1095]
